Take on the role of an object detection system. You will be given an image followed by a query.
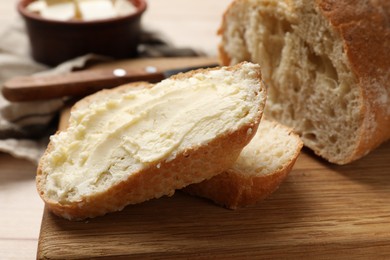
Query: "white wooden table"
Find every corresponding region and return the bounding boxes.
[0,1,233,259]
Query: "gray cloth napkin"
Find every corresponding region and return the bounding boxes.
[0,18,202,163]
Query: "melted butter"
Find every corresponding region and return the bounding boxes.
[43,63,262,202]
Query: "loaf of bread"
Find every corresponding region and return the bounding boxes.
[218,0,390,164]
[36,62,267,220]
[184,119,302,209]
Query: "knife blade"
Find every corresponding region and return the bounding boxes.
[2,63,219,102]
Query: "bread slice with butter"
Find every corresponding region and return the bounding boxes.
[36,62,267,220]
[184,119,303,209]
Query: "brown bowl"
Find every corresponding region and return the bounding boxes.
[18,0,147,66]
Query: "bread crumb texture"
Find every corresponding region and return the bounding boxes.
[230,120,301,176]
[39,63,265,206]
[184,119,303,209]
[219,0,390,164]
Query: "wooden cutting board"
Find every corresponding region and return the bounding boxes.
[37,57,390,259]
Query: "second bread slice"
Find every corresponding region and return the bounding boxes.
[37,62,267,220]
[184,120,303,209]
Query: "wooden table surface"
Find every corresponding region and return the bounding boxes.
[0,1,233,259]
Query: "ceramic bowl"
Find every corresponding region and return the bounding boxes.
[18,0,147,66]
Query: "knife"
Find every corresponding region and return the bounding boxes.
[2,63,219,102]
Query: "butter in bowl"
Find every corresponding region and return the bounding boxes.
[25,0,138,21]
[18,0,147,66]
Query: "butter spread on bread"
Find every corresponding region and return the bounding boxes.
[37,62,266,220]
[218,0,390,164]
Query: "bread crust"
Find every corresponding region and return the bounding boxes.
[184,120,303,209]
[218,0,390,164]
[36,64,266,220]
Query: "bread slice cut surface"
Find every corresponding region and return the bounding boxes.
[218,0,390,164]
[184,119,303,209]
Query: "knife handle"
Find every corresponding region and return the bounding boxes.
[2,67,165,102]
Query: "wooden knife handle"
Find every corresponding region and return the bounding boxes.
[2,67,165,102]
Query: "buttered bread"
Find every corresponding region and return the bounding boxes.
[37,62,267,220]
